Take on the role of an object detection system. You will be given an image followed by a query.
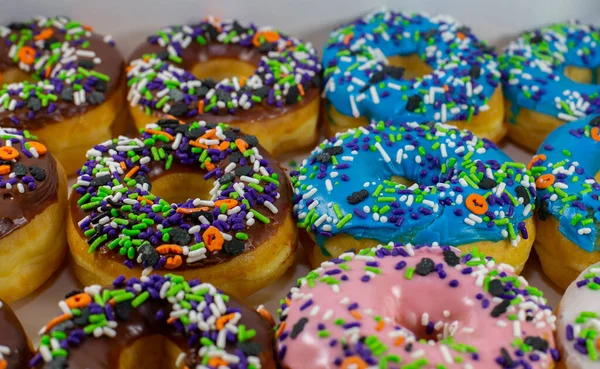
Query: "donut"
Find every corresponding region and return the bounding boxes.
[126,17,321,156]
[276,243,560,368]
[557,263,600,369]
[500,21,600,152]
[291,121,536,271]
[0,127,67,302]
[1,299,32,369]
[321,9,505,142]
[0,16,127,176]
[67,118,297,298]
[9,274,275,368]
[531,115,600,289]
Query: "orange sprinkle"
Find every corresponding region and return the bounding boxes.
[457,32,466,39]
[202,226,224,252]
[167,317,176,324]
[200,129,217,140]
[527,154,546,170]
[207,358,228,367]
[145,129,174,141]
[0,165,10,175]
[535,174,555,189]
[214,199,238,210]
[18,46,36,65]
[189,140,208,149]
[394,336,405,346]
[219,141,230,151]
[165,255,182,269]
[257,306,275,327]
[375,320,385,331]
[43,313,71,332]
[205,161,216,171]
[27,141,47,155]
[83,25,93,31]
[0,359,7,369]
[276,321,287,338]
[285,298,291,307]
[120,161,127,170]
[343,33,354,45]
[124,165,140,179]
[176,207,209,214]
[0,146,19,160]
[596,337,600,350]
[65,293,92,309]
[350,310,362,320]
[137,196,154,204]
[156,244,183,255]
[235,139,248,153]
[592,127,600,141]
[263,30,280,43]
[197,100,205,114]
[44,65,51,78]
[298,83,305,97]
[341,356,367,369]
[442,84,449,92]
[216,313,236,330]
[34,28,54,41]
[465,193,488,215]
[239,76,247,87]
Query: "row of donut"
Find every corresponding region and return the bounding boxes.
[0,9,597,369]
[0,11,597,177]
[3,245,600,369]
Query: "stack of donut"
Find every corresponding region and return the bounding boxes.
[4,8,600,369]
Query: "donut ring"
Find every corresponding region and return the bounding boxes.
[533,115,600,290]
[322,10,506,142]
[0,16,126,175]
[0,127,68,303]
[0,299,32,368]
[291,121,536,271]
[67,119,297,298]
[276,244,560,369]
[126,17,321,156]
[7,275,276,368]
[501,21,600,152]
[557,263,600,369]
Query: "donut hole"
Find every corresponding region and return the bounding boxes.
[564,65,600,84]
[0,68,36,85]
[390,175,416,188]
[150,171,215,205]
[386,54,433,80]
[114,334,183,368]
[191,59,256,83]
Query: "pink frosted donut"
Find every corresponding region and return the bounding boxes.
[276,244,560,369]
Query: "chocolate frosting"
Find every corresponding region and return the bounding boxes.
[0,16,124,129]
[0,129,58,238]
[0,299,31,369]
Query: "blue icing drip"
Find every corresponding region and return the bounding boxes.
[500,21,600,122]
[291,121,535,251]
[535,114,600,252]
[322,10,501,124]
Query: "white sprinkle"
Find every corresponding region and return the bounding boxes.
[325,179,333,192]
[264,201,278,214]
[375,142,391,162]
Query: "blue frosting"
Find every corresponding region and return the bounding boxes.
[321,10,501,125]
[534,115,600,252]
[291,121,536,252]
[500,21,600,122]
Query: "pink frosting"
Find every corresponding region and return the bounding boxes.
[277,244,559,368]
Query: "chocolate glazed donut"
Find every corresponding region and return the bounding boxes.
[0,127,68,302]
[126,17,322,156]
[0,16,126,175]
[27,275,276,369]
[67,119,297,298]
[0,299,32,369]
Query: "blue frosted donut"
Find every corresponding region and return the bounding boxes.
[291,120,536,269]
[500,22,600,151]
[532,115,600,289]
[322,10,504,140]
